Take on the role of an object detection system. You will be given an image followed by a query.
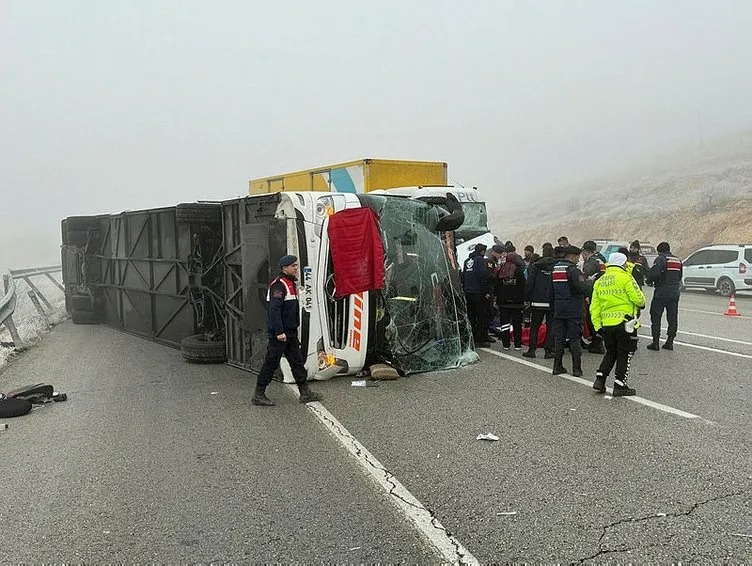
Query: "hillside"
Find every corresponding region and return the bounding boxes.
[492,131,752,257]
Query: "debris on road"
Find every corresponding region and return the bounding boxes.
[476,432,500,441]
[351,380,367,387]
[496,511,517,516]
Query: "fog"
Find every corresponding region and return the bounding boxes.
[2,0,752,271]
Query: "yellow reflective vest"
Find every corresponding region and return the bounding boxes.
[590,264,646,331]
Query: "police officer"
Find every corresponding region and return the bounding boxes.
[646,241,683,350]
[590,252,646,396]
[252,255,323,406]
[462,243,493,347]
[551,245,592,376]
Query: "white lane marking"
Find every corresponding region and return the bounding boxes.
[679,307,746,317]
[669,329,752,346]
[288,386,479,565]
[480,348,703,420]
[637,334,752,359]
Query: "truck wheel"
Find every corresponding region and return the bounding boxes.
[180,334,226,363]
[71,309,99,325]
[175,203,222,225]
[717,277,735,297]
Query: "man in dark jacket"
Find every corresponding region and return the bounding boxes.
[253,255,322,406]
[494,251,526,350]
[581,241,607,354]
[463,243,493,347]
[523,247,557,359]
[551,245,593,376]
[645,242,683,350]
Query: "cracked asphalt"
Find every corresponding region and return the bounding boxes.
[0,289,750,563]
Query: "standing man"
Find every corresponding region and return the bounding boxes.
[581,241,607,354]
[462,243,493,348]
[646,242,683,351]
[523,245,535,269]
[252,255,323,406]
[590,252,646,396]
[523,245,557,359]
[551,245,592,376]
[629,240,648,271]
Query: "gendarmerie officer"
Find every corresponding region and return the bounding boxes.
[253,255,323,406]
[551,245,593,377]
[645,242,683,351]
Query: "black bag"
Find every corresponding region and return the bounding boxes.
[0,397,33,418]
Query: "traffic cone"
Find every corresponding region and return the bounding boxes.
[723,294,741,317]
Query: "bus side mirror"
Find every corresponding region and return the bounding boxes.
[435,193,465,232]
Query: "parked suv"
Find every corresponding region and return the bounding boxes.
[682,244,752,296]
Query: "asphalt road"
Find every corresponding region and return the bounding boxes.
[0,288,749,563]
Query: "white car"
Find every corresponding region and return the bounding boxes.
[682,244,752,296]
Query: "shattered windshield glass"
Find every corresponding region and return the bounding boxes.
[457,202,489,240]
[360,195,478,374]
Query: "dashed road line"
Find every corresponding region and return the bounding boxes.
[480,348,705,420]
[287,385,479,565]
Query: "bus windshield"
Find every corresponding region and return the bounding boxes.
[359,194,476,374]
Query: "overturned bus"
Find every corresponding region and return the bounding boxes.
[60,191,477,382]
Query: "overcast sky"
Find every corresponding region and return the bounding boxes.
[2,0,752,269]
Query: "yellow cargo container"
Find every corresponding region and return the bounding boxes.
[249,159,448,195]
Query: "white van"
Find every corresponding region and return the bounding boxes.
[682,244,752,296]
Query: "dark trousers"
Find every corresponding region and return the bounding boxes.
[528,308,553,351]
[499,308,523,347]
[465,293,491,343]
[597,324,635,385]
[552,317,583,360]
[650,295,679,341]
[256,333,307,388]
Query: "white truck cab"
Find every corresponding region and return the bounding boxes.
[369,186,496,266]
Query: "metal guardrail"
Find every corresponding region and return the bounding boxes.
[1,265,63,349]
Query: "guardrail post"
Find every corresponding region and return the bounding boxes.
[22,276,53,309]
[3,317,24,350]
[28,290,51,327]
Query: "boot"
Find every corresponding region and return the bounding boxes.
[662,338,674,350]
[592,372,606,393]
[571,357,583,377]
[552,357,568,375]
[646,330,660,351]
[522,347,536,358]
[543,348,554,359]
[252,386,275,406]
[613,382,636,397]
[298,382,322,404]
